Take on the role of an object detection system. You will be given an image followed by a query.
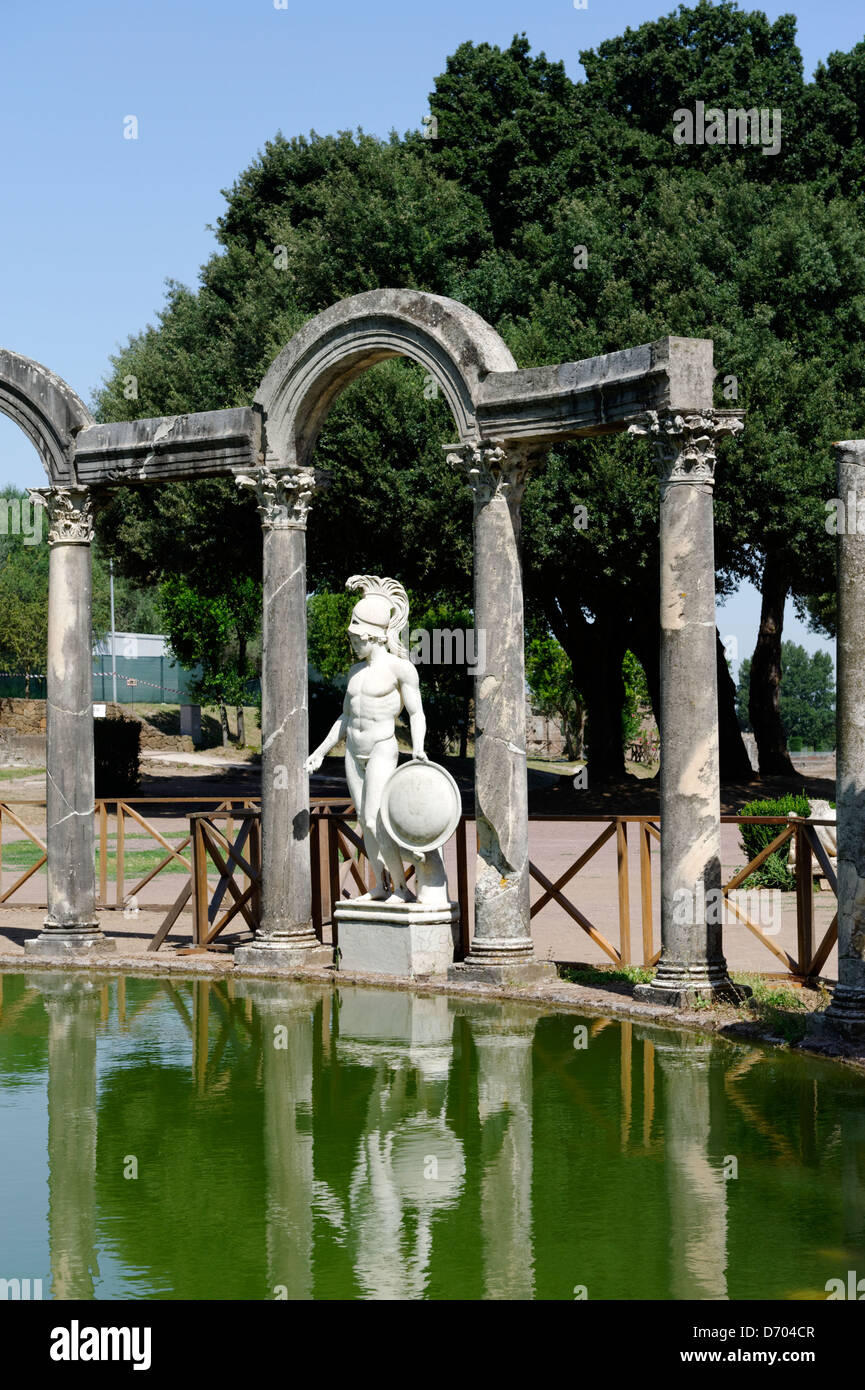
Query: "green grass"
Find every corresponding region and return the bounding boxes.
[1,842,189,877]
[731,972,810,1042]
[558,963,655,986]
[0,767,44,781]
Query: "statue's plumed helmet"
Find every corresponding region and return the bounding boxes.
[349,594,392,635]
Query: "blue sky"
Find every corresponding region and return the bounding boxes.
[2,0,856,666]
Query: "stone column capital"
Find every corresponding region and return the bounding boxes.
[27,486,94,545]
[235,459,319,530]
[445,440,540,508]
[627,410,745,487]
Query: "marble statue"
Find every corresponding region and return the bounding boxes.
[305,575,462,974]
[305,576,428,902]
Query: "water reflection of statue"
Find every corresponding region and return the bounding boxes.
[305,576,426,902]
[337,991,465,1299]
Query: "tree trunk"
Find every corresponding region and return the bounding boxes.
[219,701,230,748]
[749,554,797,776]
[236,705,245,746]
[572,630,627,783]
[715,629,755,781]
[575,703,587,760]
[628,612,752,781]
[544,594,627,783]
[565,700,587,761]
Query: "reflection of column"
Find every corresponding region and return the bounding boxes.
[653,1034,728,1300]
[629,413,743,1006]
[34,973,101,1299]
[464,1003,536,1300]
[25,489,113,955]
[234,465,330,966]
[447,442,554,985]
[826,440,865,1031]
[237,980,316,1299]
[337,990,464,1299]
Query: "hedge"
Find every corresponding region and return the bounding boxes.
[738,792,810,889]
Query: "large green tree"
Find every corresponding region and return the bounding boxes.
[91,8,865,782]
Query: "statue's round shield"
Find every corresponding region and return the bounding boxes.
[380,758,462,854]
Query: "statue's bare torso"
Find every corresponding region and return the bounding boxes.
[344,655,415,759]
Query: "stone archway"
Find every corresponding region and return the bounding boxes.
[3,292,749,1001]
[236,290,546,979]
[255,288,518,464]
[0,349,91,484]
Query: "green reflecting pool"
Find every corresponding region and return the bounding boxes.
[0,971,863,1300]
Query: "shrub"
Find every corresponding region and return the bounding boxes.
[94,716,141,797]
[738,792,810,889]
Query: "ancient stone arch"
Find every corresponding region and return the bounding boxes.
[0,349,92,484]
[255,288,519,464]
[3,289,756,1004]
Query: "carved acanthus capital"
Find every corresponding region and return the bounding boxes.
[627,410,745,487]
[446,441,536,507]
[27,486,94,545]
[235,460,318,530]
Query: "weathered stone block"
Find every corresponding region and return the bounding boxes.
[335,900,458,978]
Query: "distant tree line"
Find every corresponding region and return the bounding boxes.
[736,642,835,750]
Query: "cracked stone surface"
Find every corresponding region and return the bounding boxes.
[255,522,318,944]
[643,439,731,996]
[828,441,865,1026]
[42,538,99,933]
[466,452,533,953]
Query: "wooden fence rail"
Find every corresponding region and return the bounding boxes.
[0,800,839,980]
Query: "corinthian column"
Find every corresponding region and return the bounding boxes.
[629,412,744,1006]
[825,440,865,1033]
[446,441,554,985]
[234,463,330,966]
[25,488,114,956]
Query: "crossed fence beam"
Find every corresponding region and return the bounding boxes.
[0,799,840,980]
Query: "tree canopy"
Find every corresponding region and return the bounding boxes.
[90,6,864,778]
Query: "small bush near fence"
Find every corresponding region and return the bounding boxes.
[738,792,810,889]
[94,717,141,797]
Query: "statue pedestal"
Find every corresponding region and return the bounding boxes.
[334,898,459,978]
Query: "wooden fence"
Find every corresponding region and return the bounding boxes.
[0,799,838,981]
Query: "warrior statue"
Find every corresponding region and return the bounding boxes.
[305,575,428,902]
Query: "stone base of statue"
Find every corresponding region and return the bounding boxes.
[335,898,459,978]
